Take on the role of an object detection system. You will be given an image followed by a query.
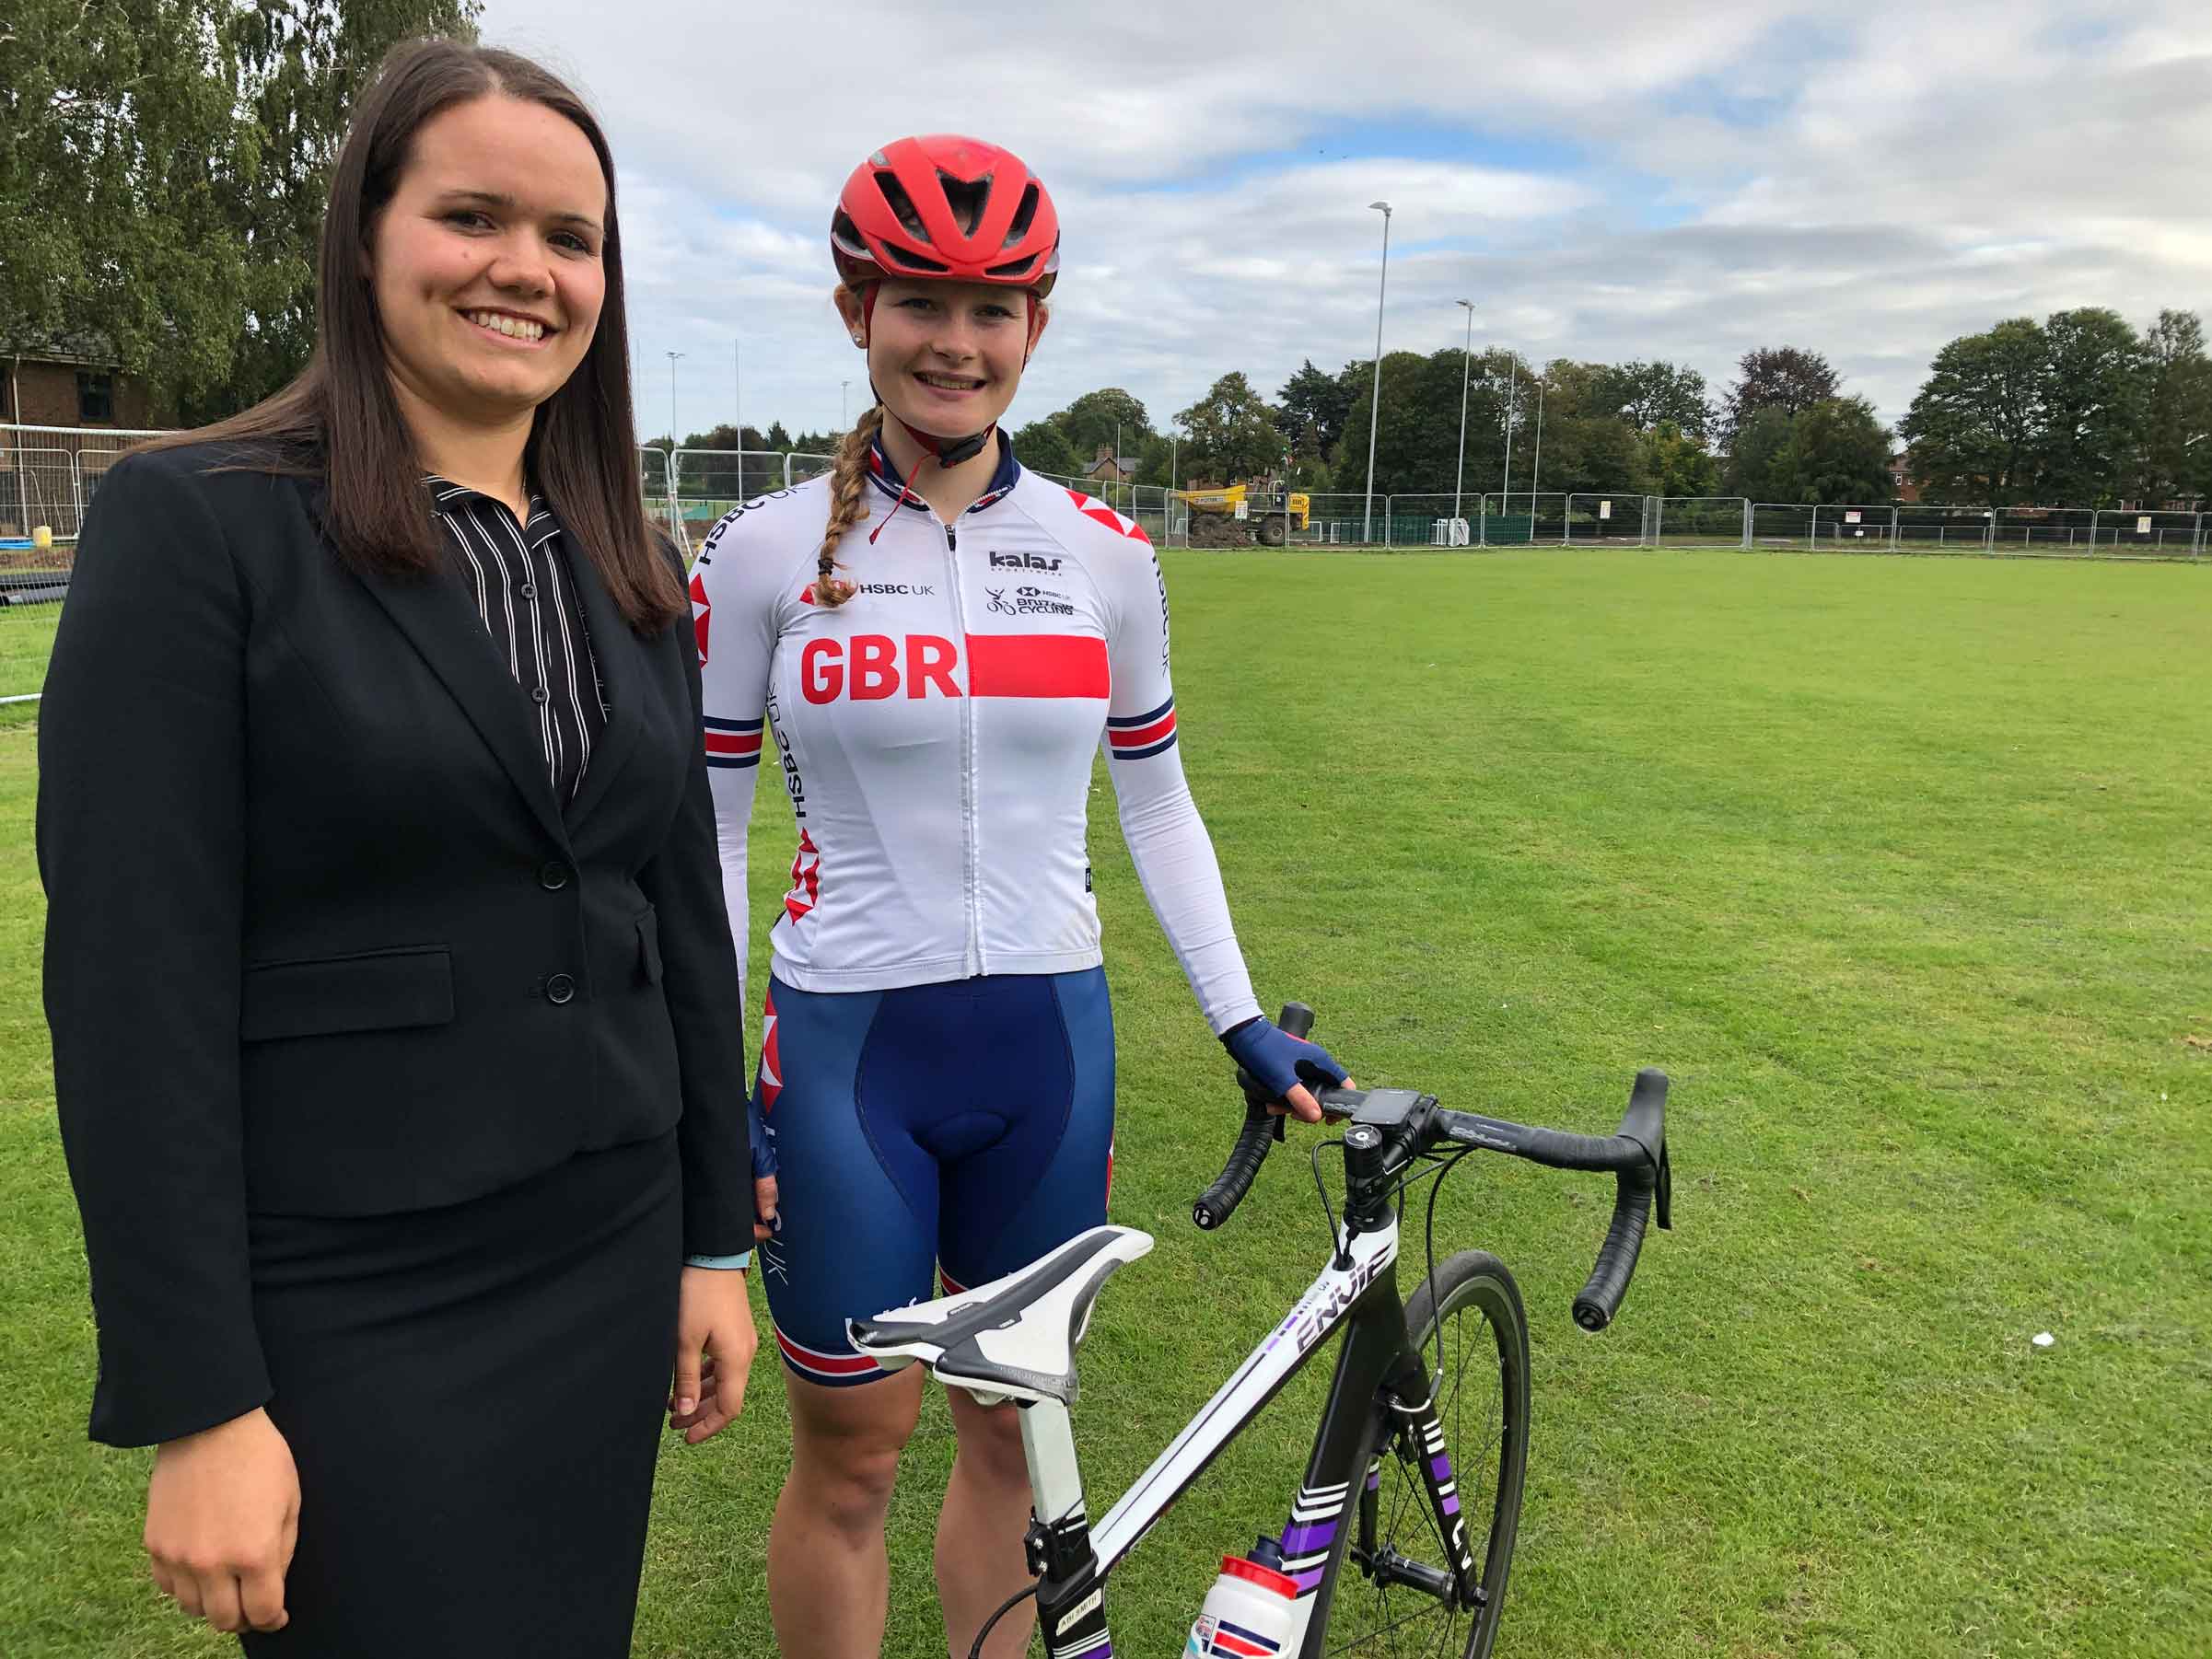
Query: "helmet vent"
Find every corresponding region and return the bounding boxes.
[874,170,929,240]
[1003,181,1040,249]
[984,253,1040,280]
[937,170,992,237]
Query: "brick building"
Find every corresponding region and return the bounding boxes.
[6,338,153,431]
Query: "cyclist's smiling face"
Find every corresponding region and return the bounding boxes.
[367,94,607,430]
[851,279,1042,439]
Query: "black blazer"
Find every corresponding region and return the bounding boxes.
[39,444,753,1447]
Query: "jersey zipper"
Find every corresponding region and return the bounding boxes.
[939,516,985,977]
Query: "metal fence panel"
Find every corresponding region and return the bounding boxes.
[1751,502,1814,548]
[637,445,676,542]
[1895,505,1997,551]
[1810,504,1898,551]
[2089,508,2203,554]
[1564,493,1647,545]
[1471,492,1570,547]
[1651,497,1749,547]
[1989,505,2098,554]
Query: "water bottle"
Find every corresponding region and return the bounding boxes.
[1185,1536,1298,1656]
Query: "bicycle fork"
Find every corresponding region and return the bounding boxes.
[1355,1387,1482,1609]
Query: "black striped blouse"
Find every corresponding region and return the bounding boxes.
[426,476,607,801]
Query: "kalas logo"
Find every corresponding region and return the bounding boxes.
[989,551,1061,572]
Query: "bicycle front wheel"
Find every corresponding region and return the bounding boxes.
[1314,1250,1530,1658]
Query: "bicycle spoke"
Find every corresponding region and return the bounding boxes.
[1327,1595,1446,1656]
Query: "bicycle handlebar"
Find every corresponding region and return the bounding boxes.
[1195,1005,1673,1333]
[1191,1003,1310,1230]
[1431,1067,1671,1330]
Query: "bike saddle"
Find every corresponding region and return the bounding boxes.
[847,1226,1155,1407]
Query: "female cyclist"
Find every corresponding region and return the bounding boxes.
[692,134,1346,1658]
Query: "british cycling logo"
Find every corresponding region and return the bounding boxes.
[987,586,1077,618]
[989,550,1062,572]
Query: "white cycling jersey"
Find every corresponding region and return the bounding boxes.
[692,435,1263,1035]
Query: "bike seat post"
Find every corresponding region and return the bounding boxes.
[1018,1398,1114,1654]
[1018,1398,1088,1537]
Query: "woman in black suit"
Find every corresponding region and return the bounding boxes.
[38,40,765,1655]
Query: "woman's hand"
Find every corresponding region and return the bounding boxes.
[669,1267,759,1445]
[145,1407,300,1635]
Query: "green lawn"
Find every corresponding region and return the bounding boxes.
[0,610,59,723]
[4,548,2208,1656]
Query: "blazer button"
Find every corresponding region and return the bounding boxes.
[531,686,550,704]
[539,861,570,891]
[545,973,576,1004]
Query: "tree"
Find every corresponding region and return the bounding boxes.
[2036,307,2145,506]
[1174,372,1285,484]
[1639,422,1722,497]
[1721,347,1840,449]
[1011,419,1081,479]
[681,424,766,451]
[764,421,794,452]
[1334,348,1528,499]
[204,0,484,417]
[1052,388,1151,458]
[1775,397,1893,504]
[1277,359,1355,456]
[2140,309,2212,505]
[2,0,481,416]
[1596,360,1713,441]
[1724,407,1797,501]
[1898,319,2047,505]
[4,0,259,405]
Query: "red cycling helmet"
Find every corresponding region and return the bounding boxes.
[832,135,1060,298]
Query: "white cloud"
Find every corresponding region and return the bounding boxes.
[481,0,2212,447]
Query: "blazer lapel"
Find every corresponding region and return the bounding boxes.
[313,481,571,850]
[562,539,644,828]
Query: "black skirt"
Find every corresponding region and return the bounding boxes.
[239,1132,681,1659]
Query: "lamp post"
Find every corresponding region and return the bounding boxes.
[1529,375,1546,522]
[1499,359,1516,534]
[1453,299,1475,537]
[1361,201,1391,544]
[665,350,682,455]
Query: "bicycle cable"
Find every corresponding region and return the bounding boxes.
[965,1581,1038,1659]
[1309,1136,1345,1261]
[1412,1146,1475,1384]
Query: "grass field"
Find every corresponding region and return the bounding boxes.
[4,548,2209,1657]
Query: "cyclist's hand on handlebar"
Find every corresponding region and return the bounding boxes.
[1222,1015,1352,1125]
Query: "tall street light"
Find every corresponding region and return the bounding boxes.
[1529,374,1547,524]
[1361,201,1391,545]
[1453,299,1475,538]
[664,350,683,455]
[1498,356,1516,535]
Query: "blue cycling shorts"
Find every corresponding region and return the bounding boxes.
[753,967,1115,1387]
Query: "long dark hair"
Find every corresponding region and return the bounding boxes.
[147,38,680,632]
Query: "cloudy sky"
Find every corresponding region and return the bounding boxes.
[478,0,2212,449]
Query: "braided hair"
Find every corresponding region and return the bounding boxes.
[810,402,885,609]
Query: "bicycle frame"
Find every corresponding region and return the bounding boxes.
[1015,1214,1481,1659]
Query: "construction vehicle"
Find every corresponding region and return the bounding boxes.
[1172,482,1310,548]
